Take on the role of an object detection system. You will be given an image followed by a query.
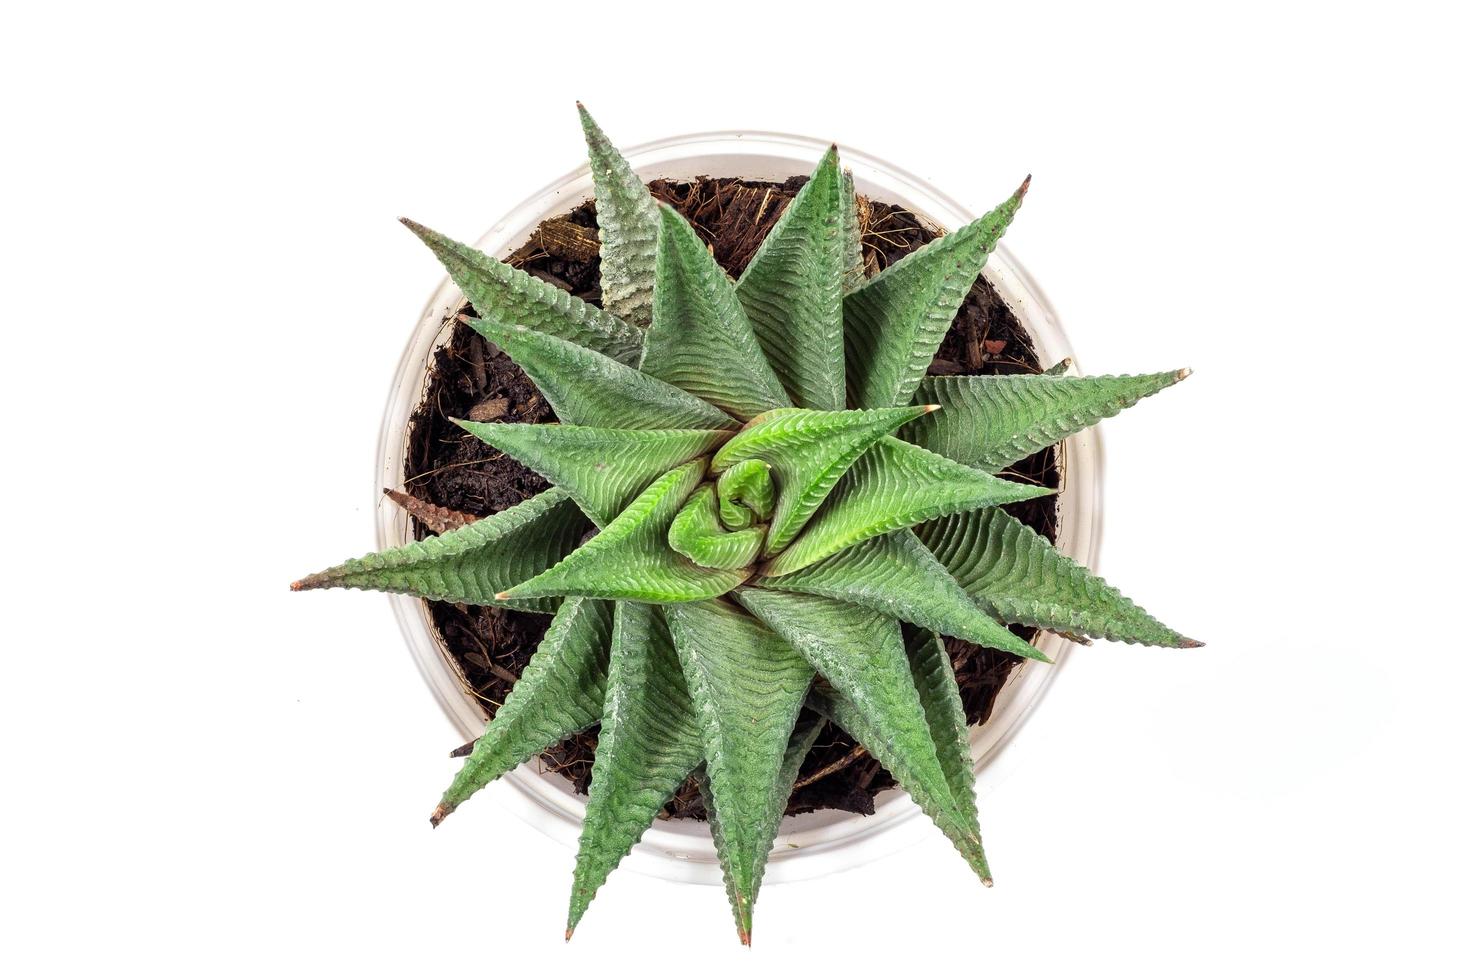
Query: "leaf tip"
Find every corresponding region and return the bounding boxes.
[1017,174,1032,199]
[429,803,451,828]
[729,887,755,945]
[493,590,512,601]
[1178,637,1205,648]
[922,403,942,415]
[981,876,994,888]
[1176,367,1193,381]
[290,569,331,592]
[564,926,575,942]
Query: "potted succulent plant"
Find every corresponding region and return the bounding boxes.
[293,105,1196,943]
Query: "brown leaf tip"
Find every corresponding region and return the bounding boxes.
[981,876,994,888]
[1179,637,1206,649]
[290,574,325,592]
[565,927,574,942]
[429,804,450,828]
[1016,174,1032,199]
[493,591,511,601]
[922,404,943,415]
[1176,367,1194,381]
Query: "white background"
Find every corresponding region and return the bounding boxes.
[4,2,1467,976]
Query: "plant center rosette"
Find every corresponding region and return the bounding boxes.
[293,105,1196,944]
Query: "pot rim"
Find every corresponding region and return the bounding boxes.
[376,129,1104,885]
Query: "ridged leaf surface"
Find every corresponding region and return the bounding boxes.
[762,437,1054,576]
[401,219,643,364]
[697,717,821,945]
[455,421,728,527]
[469,319,734,431]
[712,406,931,556]
[644,205,792,420]
[735,589,992,883]
[499,460,747,604]
[918,508,1197,647]
[291,488,587,613]
[665,600,814,942]
[432,597,612,822]
[753,529,1044,660]
[567,602,703,936]
[903,370,1188,472]
[839,169,866,292]
[905,627,979,826]
[843,179,1028,408]
[578,104,658,329]
[735,146,846,410]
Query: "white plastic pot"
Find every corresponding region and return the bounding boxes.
[376,131,1102,885]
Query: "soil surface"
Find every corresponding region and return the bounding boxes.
[402,175,1061,819]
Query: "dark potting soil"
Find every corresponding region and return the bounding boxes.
[402,175,1060,819]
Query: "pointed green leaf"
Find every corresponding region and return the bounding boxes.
[665,600,814,942]
[499,460,747,604]
[291,488,587,614]
[577,104,659,329]
[567,603,703,936]
[902,370,1190,472]
[668,486,766,570]
[839,169,867,293]
[644,205,792,420]
[904,627,979,826]
[400,218,643,364]
[696,717,821,945]
[715,459,775,530]
[844,178,1029,408]
[762,437,1054,577]
[734,589,991,884]
[752,529,1045,661]
[468,318,735,431]
[817,686,992,882]
[454,420,728,527]
[918,508,1199,647]
[431,597,612,823]
[735,146,846,410]
[712,406,932,556]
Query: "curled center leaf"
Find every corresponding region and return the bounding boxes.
[716,459,775,530]
[668,485,767,570]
